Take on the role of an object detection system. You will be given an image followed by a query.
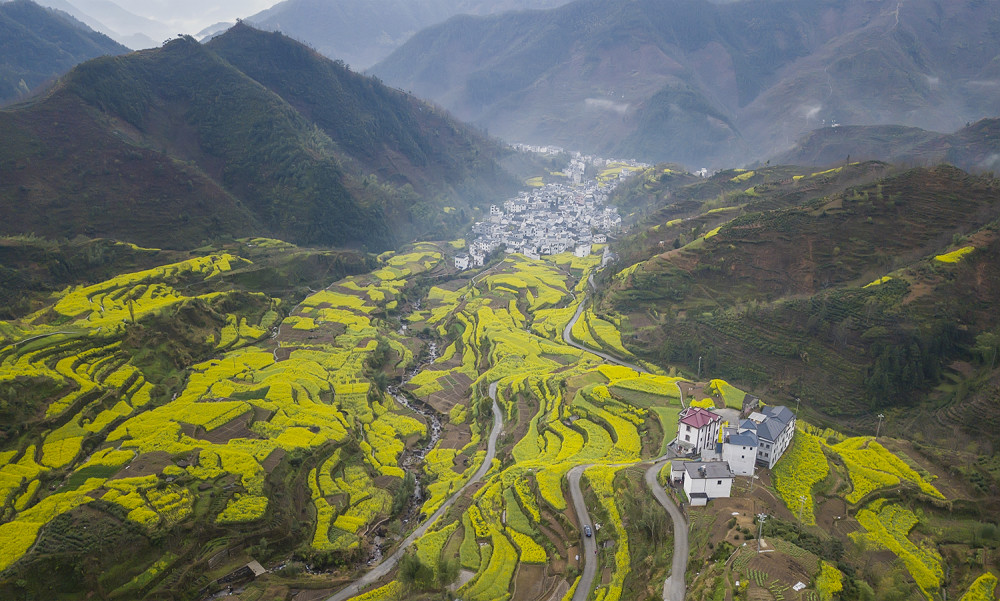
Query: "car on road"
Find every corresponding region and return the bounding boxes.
[584,525,592,537]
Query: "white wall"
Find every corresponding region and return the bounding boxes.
[723,443,757,476]
[677,420,721,452]
[683,473,733,500]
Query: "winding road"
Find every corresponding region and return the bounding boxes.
[568,465,598,601]
[328,268,686,601]
[646,459,688,601]
[326,382,503,601]
[563,283,689,601]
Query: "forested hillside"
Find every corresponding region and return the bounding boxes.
[601,162,1000,442]
[0,0,128,105]
[0,25,519,250]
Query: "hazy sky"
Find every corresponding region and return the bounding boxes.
[111,0,277,32]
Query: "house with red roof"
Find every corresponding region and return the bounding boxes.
[676,406,722,453]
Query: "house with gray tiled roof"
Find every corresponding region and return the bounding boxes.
[678,461,734,506]
[738,405,796,469]
[721,427,758,476]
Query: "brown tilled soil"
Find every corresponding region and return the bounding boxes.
[814,495,851,535]
[743,551,813,593]
[536,516,571,569]
[200,415,258,444]
[110,451,173,478]
[261,448,286,472]
[513,564,559,601]
[438,421,472,451]
[700,496,758,546]
[426,382,471,414]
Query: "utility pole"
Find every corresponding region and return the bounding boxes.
[756,513,768,554]
[749,465,757,493]
[795,397,801,417]
[876,413,885,439]
[697,355,702,378]
[799,495,806,522]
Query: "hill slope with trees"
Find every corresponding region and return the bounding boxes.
[0,24,520,250]
[0,0,128,105]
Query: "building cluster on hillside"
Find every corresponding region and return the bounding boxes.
[670,397,796,506]
[455,158,635,268]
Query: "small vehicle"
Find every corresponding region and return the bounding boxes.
[584,525,593,537]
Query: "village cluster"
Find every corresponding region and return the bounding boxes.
[671,396,796,506]
[455,151,648,269]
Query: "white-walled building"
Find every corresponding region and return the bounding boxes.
[681,461,734,506]
[454,254,470,270]
[738,405,796,469]
[722,427,759,476]
[676,407,722,454]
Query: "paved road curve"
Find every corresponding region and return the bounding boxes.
[563,283,689,601]
[646,458,688,601]
[568,465,598,601]
[561,297,644,373]
[326,382,503,601]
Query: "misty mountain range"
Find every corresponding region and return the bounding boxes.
[0,0,128,104]
[4,0,1000,170]
[371,0,1000,168]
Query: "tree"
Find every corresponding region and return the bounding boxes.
[398,551,434,591]
[973,332,1000,369]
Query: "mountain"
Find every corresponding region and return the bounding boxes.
[246,0,573,70]
[29,0,170,48]
[0,0,128,105]
[772,119,1000,173]
[372,0,1000,168]
[601,162,1000,433]
[0,24,519,250]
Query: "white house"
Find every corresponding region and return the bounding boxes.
[676,407,722,454]
[739,405,795,469]
[470,252,485,267]
[722,427,759,476]
[681,461,734,506]
[574,244,591,258]
[454,254,470,270]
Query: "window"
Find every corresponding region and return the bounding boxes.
[717,480,722,485]
[685,434,690,442]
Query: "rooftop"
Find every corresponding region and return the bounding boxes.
[683,461,734,479]
[725,429,758,447]
[680,407,722,429]
[738,405,794,442]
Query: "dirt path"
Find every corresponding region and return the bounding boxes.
[325,382,503,601]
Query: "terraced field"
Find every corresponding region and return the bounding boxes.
[0,235,992,601]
